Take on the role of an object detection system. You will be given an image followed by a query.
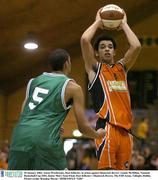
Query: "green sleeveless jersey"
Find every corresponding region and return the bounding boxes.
[10,72,72,169]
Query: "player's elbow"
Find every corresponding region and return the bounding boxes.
[135,43,141,54]
[78,124,87,134]
[131,42,141,54]
[78,127,88,136]
[80,35,89,45]
[134,41,142,51]
[78,127,85,134]
[136,41,141,50]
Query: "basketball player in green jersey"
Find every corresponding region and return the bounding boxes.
[8,49,105,170]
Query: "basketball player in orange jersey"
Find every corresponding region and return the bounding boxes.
[80,9,141,170]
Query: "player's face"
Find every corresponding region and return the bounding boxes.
[97,40,115,64]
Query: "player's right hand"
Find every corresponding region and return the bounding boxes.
[96,128,106,139]
[95,7,103,21]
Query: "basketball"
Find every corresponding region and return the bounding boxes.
[100,4,124,29]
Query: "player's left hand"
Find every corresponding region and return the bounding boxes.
[96,128,106,139]
[117,10,127,30]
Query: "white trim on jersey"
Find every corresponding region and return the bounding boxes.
[118,60,124,67]
[26,78,34,98]
[61,79,72,110]
[107,123,112,168]
[98,75,108,116]
[88,63,101,91]
[43,72,66,77]
[98,125,107,163]
[117,59,127,71]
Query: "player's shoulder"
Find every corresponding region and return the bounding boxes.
[66,80,82,93]
[116,59,127,71]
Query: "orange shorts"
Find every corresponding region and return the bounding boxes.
[95,123,133,170]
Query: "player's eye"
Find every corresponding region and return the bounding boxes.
[100,45,105,49]
[108,45,113,49]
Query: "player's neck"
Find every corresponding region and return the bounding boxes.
[52,71,65,75]
[101,58,114,65]
[51,70,69,76]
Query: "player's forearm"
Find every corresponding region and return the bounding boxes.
[122,23,141,49]
[81,20,100,43]
[77,114,99,139]
[78,124,99,139]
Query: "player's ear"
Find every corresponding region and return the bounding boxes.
[95,50,99,57]
[63,61,68,70]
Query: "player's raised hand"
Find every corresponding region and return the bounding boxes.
[95,8,105,29]
[117,10,127,30]
[95,7,103,21]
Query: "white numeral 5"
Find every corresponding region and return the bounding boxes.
[29,87,49,110]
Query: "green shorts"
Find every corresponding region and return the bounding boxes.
[8,149,67,170]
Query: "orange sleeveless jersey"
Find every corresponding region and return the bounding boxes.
[88,62,133,130]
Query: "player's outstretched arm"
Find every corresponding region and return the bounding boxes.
[65,81,105,139]
[119,13,141,71]
[80,19,102,74]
